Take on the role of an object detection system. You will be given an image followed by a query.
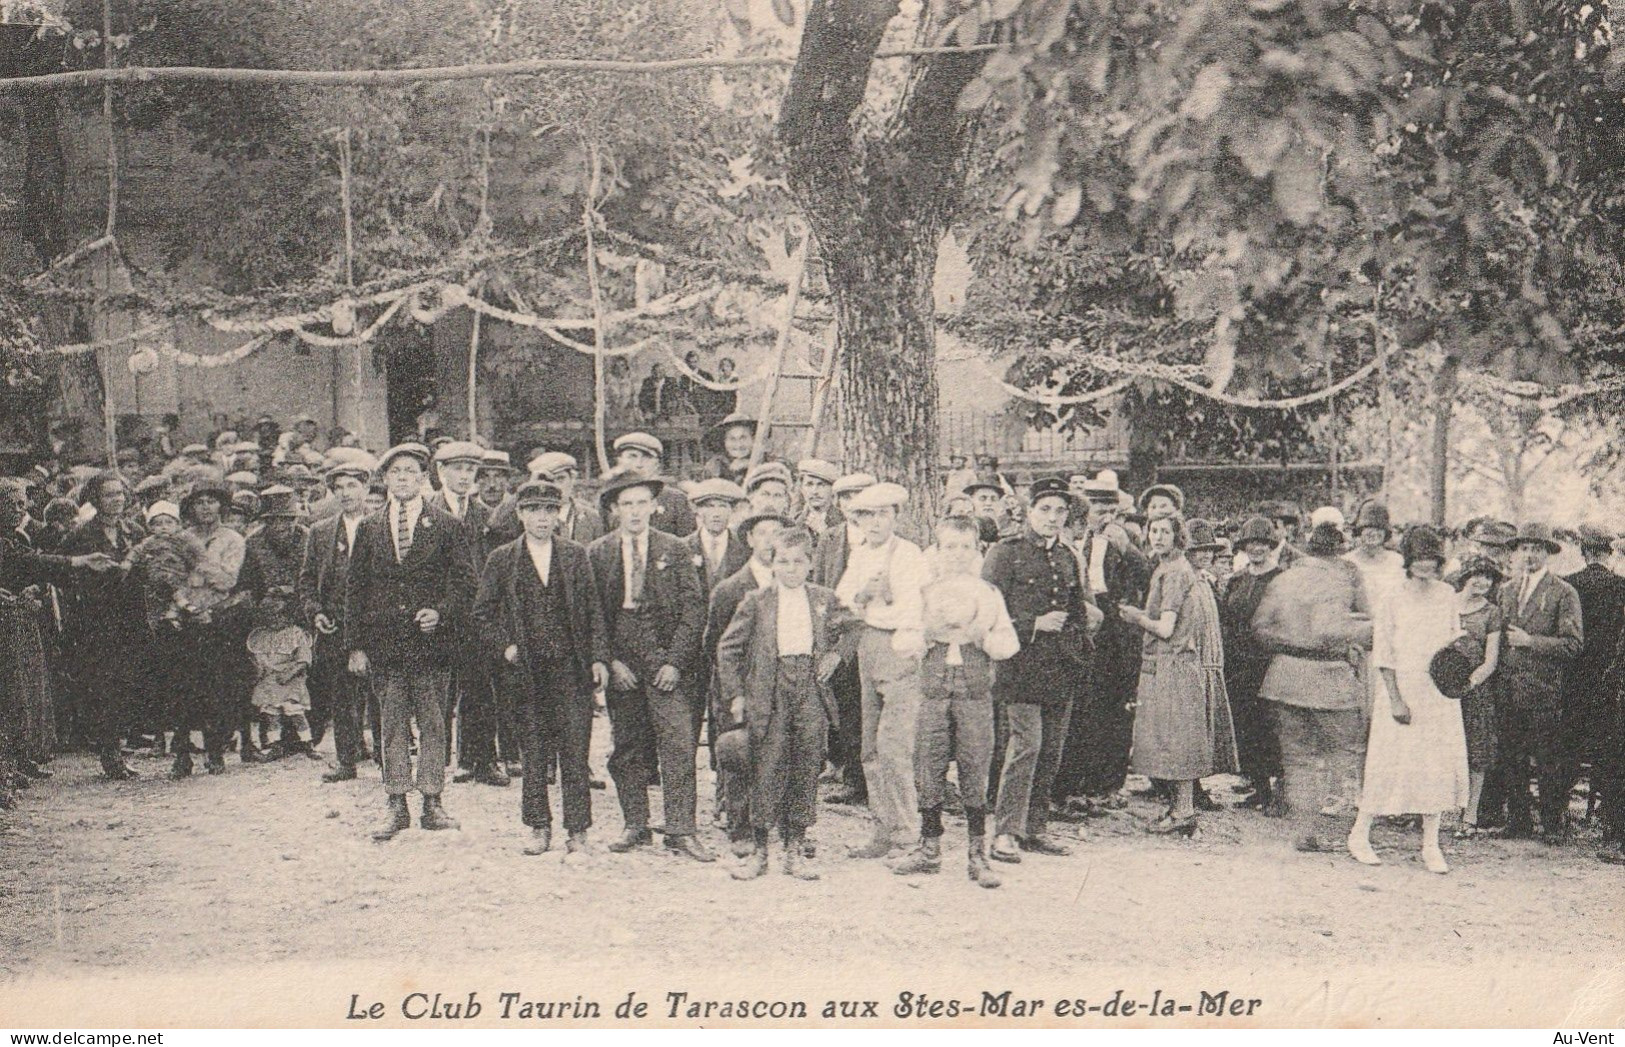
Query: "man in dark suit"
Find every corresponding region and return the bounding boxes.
[429,440,510,788]
[488,452,605,549]
[344,443,479,841]
[603,432,695,538]
[588,470,712,861]
[472,481,610,856]
[1497,522,1584,841]
[299,453,375,782]
[818,472,874,806]
[701,511,789,855]
[685,478,750,596]
[1561,524,1624,812]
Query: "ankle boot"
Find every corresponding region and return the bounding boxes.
[731,846,769,880]
[373,795,411,840]
[420,795,460,831]
[890,837,942,876]
[967,836,1002,888]
[847,828,894,859]
[783,840,820,880]
[169,750,194,780]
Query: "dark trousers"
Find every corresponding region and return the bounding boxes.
[993,700,1072,839]
[170,622,243,756]
[508,657,594,832]
[1597,702,1625,844]
[827,656,867,797]
[749,656,827,834]
[1063,652,1136,797]
[377,665,451,797]
[455,659,512,769]
[1496,704,1567,835]
[313,650,369,767]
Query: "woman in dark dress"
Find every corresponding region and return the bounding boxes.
[60,471,148,779]
[1221,516,1285,812]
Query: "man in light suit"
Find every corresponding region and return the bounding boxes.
[1497,522,1584,841]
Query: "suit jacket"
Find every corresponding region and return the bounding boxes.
[488,495,604,549]
[599,485,695,539]
[343,501,478,670]
[1498,570,1584,711]
[715,582,859,734]
[686,527,751,596]
[471,536,610,690]
[814,522,854,590]
[700,561,768,707]
[298,513,360,653]
[588,527,705,674]
[1562,563,1625,704]
[429,489,498,560]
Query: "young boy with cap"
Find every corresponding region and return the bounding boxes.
[892,515,1019,887]
[717,527,860,880]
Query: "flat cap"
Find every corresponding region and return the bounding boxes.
[479,450,512,472]
[743,460,793,493]
[845,481,909,512]
[433,440,486,465]
[527,452,579,479]
[832,472,877,498]
[613,432,664,458]
[377,442,432,473]
[796,458,840,486]
[687,478,748,506]
[225,471,259,487]
[514,480,564,509]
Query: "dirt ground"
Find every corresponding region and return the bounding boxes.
[0,713,1620,1024]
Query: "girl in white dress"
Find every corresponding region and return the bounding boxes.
[1349,526,1470,874]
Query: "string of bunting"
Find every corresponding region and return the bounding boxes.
[127,333,272,371]
[1464,370,1625,412]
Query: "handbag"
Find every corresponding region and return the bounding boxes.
[1428,646,1474,700]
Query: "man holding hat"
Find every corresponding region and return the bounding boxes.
[299,452,377,781]
[834,480,929,858]
[1496,522,1583,841]
[344,442,479,840]
[605,432,695,537]
[795,459,840,539]
[473,480,610,855]
[430,439,510,788]
[588,469,711,860]
[685,479,750,595]
[983,477,1093,861]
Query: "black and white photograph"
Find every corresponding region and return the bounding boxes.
[0,0,1622,1033]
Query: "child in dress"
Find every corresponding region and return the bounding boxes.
[131,501,209,628]
[892,515,1019,886]
[246,586,319,760]
[1451,556,1504,837]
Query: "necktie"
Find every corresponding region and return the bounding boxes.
[395,503,413,562]
[628,537,646,607]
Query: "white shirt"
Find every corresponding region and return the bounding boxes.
[389,496,424,563]
[776,583,814,656]
[700,528,731,575]
[1519,567,1547,614]
[524,536,553,587]
[341,513,363,556]
[835,534,927,652]
[747,558,774,589]
[620,530,649,609]
[1088,534,1110,594]
[442,489,466,520]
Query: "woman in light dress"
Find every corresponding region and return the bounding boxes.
[1348,526,1470,874]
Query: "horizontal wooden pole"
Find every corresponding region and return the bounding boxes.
[0,43,1005,93]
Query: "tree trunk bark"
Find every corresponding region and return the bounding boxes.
[1430,355,1459,526]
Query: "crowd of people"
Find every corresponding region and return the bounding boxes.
[2,409,1622,887]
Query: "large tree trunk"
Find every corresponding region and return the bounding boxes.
[778,0,990,525]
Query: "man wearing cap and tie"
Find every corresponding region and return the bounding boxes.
[604,432,696,537]
[430,440,509,787]
[588,470,712,861]
[473,480,610,856]
[835,481,929,858]
[300,452,377,781]
[476,450,514,514]
[489,451,605,549]
[795,459,840,540]
[344,442,478,840]
[685,478,750,595]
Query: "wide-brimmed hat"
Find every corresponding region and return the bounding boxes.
[736,511,793,540]
[1186,517,1223,552]
[1081,469,1123,502]
[180,484,231,520]
[715,726,750,775]
[1234,515,1278,552]
[1464,519,1517,547]
[278,463,320,488]
[1309,505,1345,530]
[1429,646,1475,701]
[1510,521,1561,555]
[598,469,665,512]
[1138,483,1185,514]
[1453,555,1505,588]
[962,473,1004,498]
[687,478,747,507]
[229,490,260,519]
[1351,500,1392,535]
[513,480,564,510]
[703,412,758,455]
[1262,500,1303,524]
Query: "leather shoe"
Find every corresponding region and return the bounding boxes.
[607,828,653,852]
[373,795,411,841]
[989,834,1023,864]
[205,755,227,775]
[729,834,756,859]
[731,848,769,880]
[420,796,460,831]
[322,764,358,783]
[100,755,138,781]
[1019,834,1072,857]
[665,834,717,862]
[169,752,194,780]
[480,766,511,787]
[566,830,590,854]
[240,745,267,765]
[523,826,552,855]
